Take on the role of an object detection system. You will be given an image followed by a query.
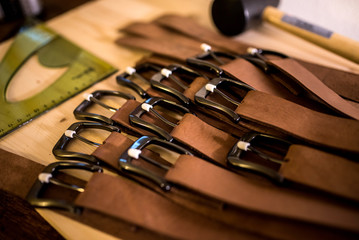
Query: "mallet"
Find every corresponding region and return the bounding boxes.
[211,0,359,63]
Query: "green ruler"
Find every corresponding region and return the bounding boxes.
[0,24,117,138]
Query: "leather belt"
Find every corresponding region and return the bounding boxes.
[78,134,359,240]
[1,148,258,240]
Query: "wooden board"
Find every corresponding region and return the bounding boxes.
[0,0,358,239]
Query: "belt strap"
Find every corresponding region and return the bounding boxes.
[75,172,258,240]
[235,91,359,154]
[221,58,294,99]
[171,113,237,165]
[0,148,261,240]
[116,35,194,62]
[267,58,359,119]
[296,59,359,102]
[172,114,359,200]
[166,154,359,233]
[281,145,359,201]
[154,14,251,53]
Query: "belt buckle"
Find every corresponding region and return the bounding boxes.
[227,132,292,182]
[151,64,205,105]
[118,136,192,191]
[186,50,237,77]
[246,47,289,72]
[73,90,135,125]
[195,77,254,122]
[116,62,162,98]
[26,162,102,213]
[53,121,121,164]
[129,97,191,141]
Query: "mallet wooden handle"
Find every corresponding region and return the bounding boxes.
[262,6,359,64]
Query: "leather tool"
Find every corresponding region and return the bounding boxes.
[211,0,359,63]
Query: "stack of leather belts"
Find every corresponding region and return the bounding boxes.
[1,14,359,240]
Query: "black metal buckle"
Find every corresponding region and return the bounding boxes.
[245,47,289,72]
[53,122,121,164]
[118,136,192,191]
[129,97,191,141]
[73,90,135,125]
[151,64,206,105]
[186,50,237,77]
[116,63,162,98]
[26,162,102,213]
[194,77,254,122]
[227,132,292,182]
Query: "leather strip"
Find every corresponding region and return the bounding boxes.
[296,59,359,102]
[171,113,238,166]
[267,58,359,119]
[97,114,359,203]
[75,172,260,240]
[221,58,294,99]
[122,21,205,51]
[154,14,251,53]
[166,154,359,233]
[281,145,359,202]
[116,36,194,62]
[235,91,359,154]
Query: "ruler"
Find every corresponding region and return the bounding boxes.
[0,24,117,138]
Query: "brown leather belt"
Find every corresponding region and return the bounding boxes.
[1,148,259,240]
[85,134,359,239]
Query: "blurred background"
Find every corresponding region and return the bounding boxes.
[0,0,358,42]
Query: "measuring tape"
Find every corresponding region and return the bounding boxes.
[0,24,117,138]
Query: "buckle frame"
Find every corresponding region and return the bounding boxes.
[73,90,135,125]
[118,136,192,191]
[151,64,206,105]
[116,63,162,98]
[246,47,289,72]
[53,121,121,164]
[194,77,254,122]
[227,132,292,182]
[186,50,237,77]
[26,162,102,213]
[129,97,191,141]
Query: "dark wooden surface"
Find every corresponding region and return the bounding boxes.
[0,0,92,42]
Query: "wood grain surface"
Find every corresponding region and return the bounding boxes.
[0,0,358,239]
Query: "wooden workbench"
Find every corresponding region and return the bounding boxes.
[0,0,358,239]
